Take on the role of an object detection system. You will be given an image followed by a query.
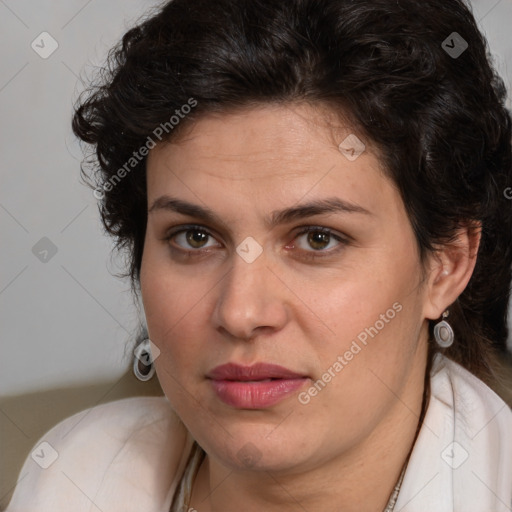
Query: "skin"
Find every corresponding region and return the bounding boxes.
[140,103,479,512]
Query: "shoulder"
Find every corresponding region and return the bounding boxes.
[395,354,512,511]
[431,353,512,430]
[5,396,192,512]
[429,354,512,468]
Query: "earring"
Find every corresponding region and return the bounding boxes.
[133,338,156,381]
[433,310,454,348]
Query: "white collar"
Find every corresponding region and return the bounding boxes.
[394,354,512,511]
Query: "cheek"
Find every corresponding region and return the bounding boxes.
[141,235,204,330]
[303,252,418,350]
[140,244,203,368]
[307,288,408,390]
[302,255,424,415]
[319,282,423,392]
[140,261,210,413]
[141,278,204,358]
[299,293,423,448]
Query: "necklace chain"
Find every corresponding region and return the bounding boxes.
[382,463,407,512]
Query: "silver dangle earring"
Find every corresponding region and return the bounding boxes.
[133,338,156,381]
[433,310,454,348]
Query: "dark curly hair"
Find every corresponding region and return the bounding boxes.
[72,0,512,393]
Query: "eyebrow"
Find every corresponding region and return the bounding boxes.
[148,195,371,228]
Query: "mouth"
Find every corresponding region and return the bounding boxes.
[206,362,309,409]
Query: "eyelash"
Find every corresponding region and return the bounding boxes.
[162,224,348,260]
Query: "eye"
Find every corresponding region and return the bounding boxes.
[289,226,347,257]
[164,225,221,251]
[162,224,348,261]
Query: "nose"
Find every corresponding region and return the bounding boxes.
[211,249,289,341]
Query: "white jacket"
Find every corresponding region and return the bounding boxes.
[5,354,512,511]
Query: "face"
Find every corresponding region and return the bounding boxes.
[140,103,430,474]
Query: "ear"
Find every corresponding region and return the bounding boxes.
[423,223,481,320]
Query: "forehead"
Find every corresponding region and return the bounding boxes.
[144,104,403,226]
[146,103,385,183]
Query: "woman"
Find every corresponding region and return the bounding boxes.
[6,0,512,510]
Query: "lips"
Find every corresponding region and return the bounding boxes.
[207,363,309,409]
[207,362,306,381]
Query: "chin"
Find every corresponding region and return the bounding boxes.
[200,424,314,473]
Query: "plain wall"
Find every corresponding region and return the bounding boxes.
[1,0,511,397]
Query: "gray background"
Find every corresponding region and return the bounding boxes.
[1,0,511,397]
